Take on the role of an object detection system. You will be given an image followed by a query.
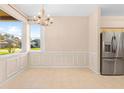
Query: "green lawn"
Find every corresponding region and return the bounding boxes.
[0,48,21,55]
[0,48,41,55]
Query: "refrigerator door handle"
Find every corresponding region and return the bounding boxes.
[111,36,117,53]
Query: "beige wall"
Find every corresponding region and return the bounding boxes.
[45,16,89,51]
[89,8,100,52]
[101,16,124,28]
[89,8,101,73]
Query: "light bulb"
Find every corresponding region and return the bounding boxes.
[47,14,50,17]
[34,16,36,19]
[38,12,41,16]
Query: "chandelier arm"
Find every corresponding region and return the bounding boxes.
[31,4,53,26]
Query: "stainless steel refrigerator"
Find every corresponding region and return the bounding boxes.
[100,31,124,75]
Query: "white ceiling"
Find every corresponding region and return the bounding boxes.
[101,4,124,16]
[44,4,98,16]
[15,4,41,16]
[15,4,124,17]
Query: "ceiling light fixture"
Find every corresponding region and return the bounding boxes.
[32,5,53,26]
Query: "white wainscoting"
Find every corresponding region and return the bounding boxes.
[88,52,99,74]
[0,60,2,83]
[29,51,89,68]
[0,53,28,83]
[0,57,5,83]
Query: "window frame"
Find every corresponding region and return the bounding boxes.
[30,23,43,52]
[0,21,23,55]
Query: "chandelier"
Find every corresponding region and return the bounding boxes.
[30,5,53,26]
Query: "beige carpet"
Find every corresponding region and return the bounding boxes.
[0,68,124,89]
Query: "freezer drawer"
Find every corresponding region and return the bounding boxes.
[101,58,124,75]
[114,59,124,74]
[101,59,114,75]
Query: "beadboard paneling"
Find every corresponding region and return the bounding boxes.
[88,52,99,74]
[29,51,88,68]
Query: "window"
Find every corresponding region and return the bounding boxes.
[0,21,23,55]
[30,24,41,50]
[0,9,23,55]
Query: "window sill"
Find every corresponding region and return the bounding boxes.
[0,52,28,58]
[29,50,45,53]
